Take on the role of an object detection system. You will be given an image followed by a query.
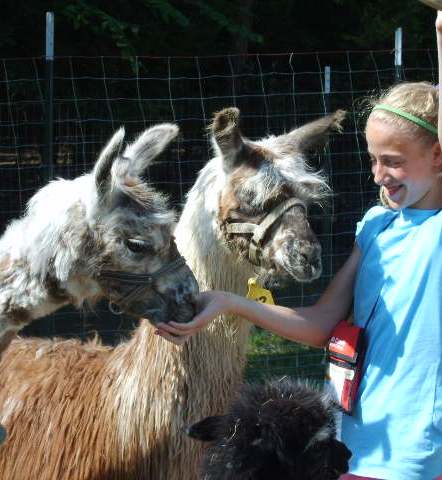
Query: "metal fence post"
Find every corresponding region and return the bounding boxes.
[324,65,331,113]
[44,12,54,181]
[395,27,403,82]
[323,65,334,284]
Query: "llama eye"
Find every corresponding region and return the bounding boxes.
[125,239,154,254]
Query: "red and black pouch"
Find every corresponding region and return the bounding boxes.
[326,319,366,414]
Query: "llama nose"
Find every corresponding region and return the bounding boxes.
[185,292,198,314]
[301,254,321,272]
[298,241,321,261]
[171,284,198,305]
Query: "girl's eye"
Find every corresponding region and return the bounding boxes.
[125,239,155,254]
[391,161,404,168]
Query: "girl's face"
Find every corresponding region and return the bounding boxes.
[366,116,442,210]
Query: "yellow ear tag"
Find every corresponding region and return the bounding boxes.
[246,278,275,305]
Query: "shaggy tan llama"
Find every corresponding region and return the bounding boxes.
[0,108,343,479]
[146,107,346,479]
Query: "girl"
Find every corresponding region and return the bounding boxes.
[156,14,442,480]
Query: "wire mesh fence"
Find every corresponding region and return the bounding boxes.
[0,49,437,380]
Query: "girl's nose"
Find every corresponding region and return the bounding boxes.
[373,163,386,185]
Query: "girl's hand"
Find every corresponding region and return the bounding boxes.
[155,290,233,345]
[436,11,442,33]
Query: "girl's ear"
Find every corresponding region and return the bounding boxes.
[431,142,442,178]
[431,140,442,170]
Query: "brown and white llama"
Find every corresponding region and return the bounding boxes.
[0,108,344,479]
[147,107,346,479]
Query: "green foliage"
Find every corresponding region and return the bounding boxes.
[142,0,190,27]
[0,0,437,58]
[190,0,263,44]
[333,0,434,49]
[61,1,140,59]
[59,0,262,60]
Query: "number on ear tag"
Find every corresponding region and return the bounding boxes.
[246,278,275,305]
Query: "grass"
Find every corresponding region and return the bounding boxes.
[245,327,326,383]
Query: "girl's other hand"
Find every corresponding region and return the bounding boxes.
[436,11,442,33]
[155,290,232,345]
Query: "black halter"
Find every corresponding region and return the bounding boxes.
[99,256,187,315]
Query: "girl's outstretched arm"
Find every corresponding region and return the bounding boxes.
[156,245,361,348]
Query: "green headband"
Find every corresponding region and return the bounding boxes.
[372,104,438,136]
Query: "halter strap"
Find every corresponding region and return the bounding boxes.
[99,256,187,314]
[226,198,307,265]
[226,223,257,234]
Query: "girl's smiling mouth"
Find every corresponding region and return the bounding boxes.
[385,185,403,198]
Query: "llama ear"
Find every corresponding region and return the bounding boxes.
[94,127,126,195]
[282,110,346,154]
[185,415,226,442]
[211,107,246,172]
[122,123,179,176]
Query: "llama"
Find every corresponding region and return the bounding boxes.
[146,107,346,479]
[0,124,198,472]
[0,108,344,479]
[187,377,352,479]
[0,122,198,357]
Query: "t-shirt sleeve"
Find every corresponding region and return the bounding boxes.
[355,206,392,252]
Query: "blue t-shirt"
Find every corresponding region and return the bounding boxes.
[341,205,442,480]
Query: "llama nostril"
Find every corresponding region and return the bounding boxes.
[298,242,321,262]
[300,252,309,261]
[185,294,198,315]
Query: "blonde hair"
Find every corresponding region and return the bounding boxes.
[367,81,438,146]
[365,82,440,207]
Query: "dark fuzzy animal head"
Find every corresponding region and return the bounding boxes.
[187,378,351,480]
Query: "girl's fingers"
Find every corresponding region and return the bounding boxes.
[157,322,194,336]
[167,320,200,330]
[167,309,214,330]
[155,291,226,337]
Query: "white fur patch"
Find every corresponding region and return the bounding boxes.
[0,395,24,424]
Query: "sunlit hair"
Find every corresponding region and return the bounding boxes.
[360,82,440,207]
[367,81,438,145]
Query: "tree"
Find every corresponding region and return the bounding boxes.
[0,0,436,58]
